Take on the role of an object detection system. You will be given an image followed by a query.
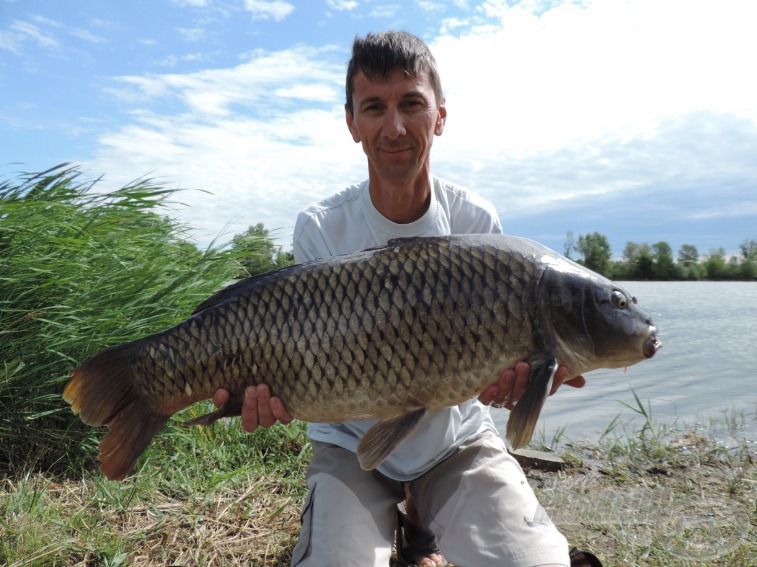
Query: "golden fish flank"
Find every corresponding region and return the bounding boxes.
[63,234,661,481]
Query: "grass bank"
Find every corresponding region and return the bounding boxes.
[1,408,753,566]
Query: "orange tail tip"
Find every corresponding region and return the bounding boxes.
[64,341,169,481]
[98,398,169,481]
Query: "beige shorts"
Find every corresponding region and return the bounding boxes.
[290,430,569,567]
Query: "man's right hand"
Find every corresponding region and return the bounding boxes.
[212,384,293,432]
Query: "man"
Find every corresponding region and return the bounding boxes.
[215,31,588,566]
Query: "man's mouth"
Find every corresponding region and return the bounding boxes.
[380,147,411,158]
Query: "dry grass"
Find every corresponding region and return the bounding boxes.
[1,473,303,566]
[118,479,301,565]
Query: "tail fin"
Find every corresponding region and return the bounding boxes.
[64,342,169,481]
[505,355,557,449]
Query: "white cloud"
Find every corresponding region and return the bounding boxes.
[243,0,295,21]
[0,31,19,52]
[2,20,60,51]
[157,51,217,68]
[417,1,445,12]
[29,15,63,28]
[70,27,106,44]
[172,0,212,7]
[178,27,206,41]
[110,46,341,116]
[432,0,757,154]
[370,4,401,18]
[327,0,359,10]
[90,108,365,244]
[439,17,469,33]
[90,45,353,242]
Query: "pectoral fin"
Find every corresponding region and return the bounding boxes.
[356,407,427,470]
[506,354,557,449]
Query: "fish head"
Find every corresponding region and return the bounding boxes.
[539,258,661,374]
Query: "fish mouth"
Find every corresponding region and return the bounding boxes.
[643,331,662,359]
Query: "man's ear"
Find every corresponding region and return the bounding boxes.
[345,105,361,143]
[435,98,447,136]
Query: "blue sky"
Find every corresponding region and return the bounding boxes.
[2,0,756,257]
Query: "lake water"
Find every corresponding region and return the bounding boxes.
[491,281,757,449]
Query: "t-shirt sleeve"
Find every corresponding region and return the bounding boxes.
[292,211,331,263]
[482,210,503,235]
[455,196,503,235]
[439,178,503,236]
[474,196,503,235]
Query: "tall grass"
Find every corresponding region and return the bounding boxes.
[0,164,241,474]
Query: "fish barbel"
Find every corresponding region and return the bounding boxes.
[63,234,661,480]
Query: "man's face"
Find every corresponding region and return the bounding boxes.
[346,68,446,184]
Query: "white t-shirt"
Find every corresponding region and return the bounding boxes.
[292,175,503,481]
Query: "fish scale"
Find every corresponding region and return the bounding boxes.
[63,234,660,480]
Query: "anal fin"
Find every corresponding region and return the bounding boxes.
[182,392,244,427]
[357,407,426,471]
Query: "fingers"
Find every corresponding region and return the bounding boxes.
[240,386,260,432]
[255,384,276,428]
[565,375,586,388]
[479,362,529,410]
[481,363,588,410]
[549,367,587,395]
[509,362,529,405]
[239,384,294,432]
[478,382,500,406]
[212,388,230,408]
[270,396,294,425]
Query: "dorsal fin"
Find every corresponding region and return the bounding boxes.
[191,264,300,315]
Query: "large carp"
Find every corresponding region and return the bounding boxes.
[64,234,661,481]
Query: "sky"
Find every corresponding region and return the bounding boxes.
[2,0,756,257]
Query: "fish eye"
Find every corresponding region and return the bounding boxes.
[611,290,628,309]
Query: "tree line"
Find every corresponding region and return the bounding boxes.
[565,231,757,281]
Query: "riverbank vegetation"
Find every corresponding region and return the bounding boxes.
[565,231,757,280]
[2,165,755,565]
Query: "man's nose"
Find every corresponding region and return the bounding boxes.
[382,107,406,139]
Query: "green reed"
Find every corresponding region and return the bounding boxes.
[0,164,240,474]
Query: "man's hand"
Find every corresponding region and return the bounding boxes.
[478,362,586,410]
[212,384,293,432]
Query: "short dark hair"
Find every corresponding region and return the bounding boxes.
[345,31,443,116]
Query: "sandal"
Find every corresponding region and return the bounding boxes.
[569,547,604,567]
[396,510,442,566]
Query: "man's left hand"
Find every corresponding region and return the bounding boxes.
[479,362,585,410]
